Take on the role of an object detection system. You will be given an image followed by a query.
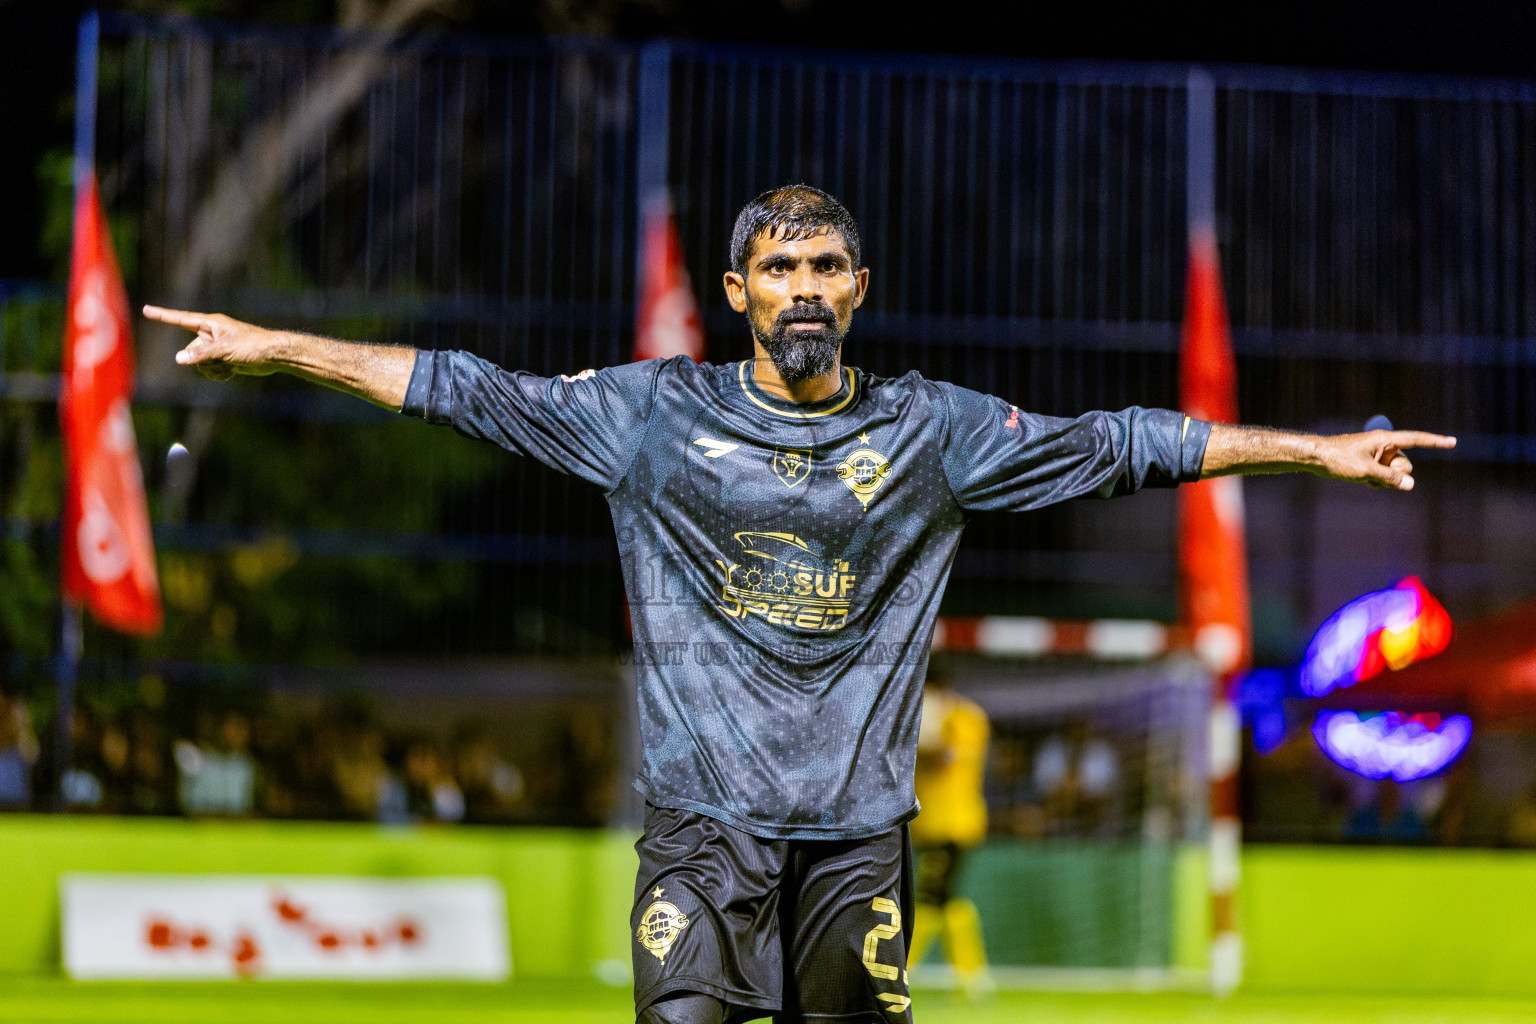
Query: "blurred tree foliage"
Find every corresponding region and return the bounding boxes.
[0,292,68,665]
[3,0,642,690]
[131,406,506,665]
[0,316,511,677]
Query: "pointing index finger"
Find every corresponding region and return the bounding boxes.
[1384,431,1457,450]
[142,305,211,331]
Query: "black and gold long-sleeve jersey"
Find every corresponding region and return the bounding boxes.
[402,351,1210,841]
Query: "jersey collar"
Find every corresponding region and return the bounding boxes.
[736,360,858,420]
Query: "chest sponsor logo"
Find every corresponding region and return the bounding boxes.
[837,433,893,509]
[714,531,858,632]
[772,446,812,488]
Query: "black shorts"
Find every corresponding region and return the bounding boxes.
[632,803,915,1023]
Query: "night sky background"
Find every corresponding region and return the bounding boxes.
[2,0,1535,281]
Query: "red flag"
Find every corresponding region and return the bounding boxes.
[1179,228,1250,675]
[634,199,704,363]
[60,173,162,636]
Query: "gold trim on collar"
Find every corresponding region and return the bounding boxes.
[737,361,857,419]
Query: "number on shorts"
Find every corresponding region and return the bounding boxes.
[861,897,902,981]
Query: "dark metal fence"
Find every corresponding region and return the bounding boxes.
[7,14,1536,665]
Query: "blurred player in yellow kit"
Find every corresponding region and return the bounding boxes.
[910,665,993,996]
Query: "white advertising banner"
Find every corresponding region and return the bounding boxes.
[62,874,510,980]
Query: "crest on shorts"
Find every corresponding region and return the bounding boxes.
[636,887,690,964]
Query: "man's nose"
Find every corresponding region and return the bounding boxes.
[789,267,823,304]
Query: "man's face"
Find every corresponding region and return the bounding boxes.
[724,228,869,383]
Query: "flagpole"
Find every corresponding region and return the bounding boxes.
[74,10,99,186]
[54,9,101,807]
[635,41,672,287]
[53,604,83,809]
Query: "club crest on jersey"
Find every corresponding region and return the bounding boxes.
[772,446,813,488]
[837,433,893,509]
[636,887,689,965]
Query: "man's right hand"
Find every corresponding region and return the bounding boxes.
[143,305,286,381]
[143,304,416,409]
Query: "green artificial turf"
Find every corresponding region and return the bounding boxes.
[3,979,1536,1024]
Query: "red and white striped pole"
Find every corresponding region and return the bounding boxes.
[932,616,1192,659]
[1183,69,1251,998]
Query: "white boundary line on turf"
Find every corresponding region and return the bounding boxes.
[909,964,1213,994]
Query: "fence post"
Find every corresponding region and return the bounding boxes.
[635,42,672,228]
[1187,67,1245,997]
[634,39,673,301]
[612,40,673,829]
[54,9,101,809]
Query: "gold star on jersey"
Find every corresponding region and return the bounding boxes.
[837,432,893,509]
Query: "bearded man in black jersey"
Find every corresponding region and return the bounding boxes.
[146,185,1454,1023]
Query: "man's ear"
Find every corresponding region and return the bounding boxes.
[851,267,870,310]
[723,271,747,313]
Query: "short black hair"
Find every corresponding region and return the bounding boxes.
[730,184,862,274]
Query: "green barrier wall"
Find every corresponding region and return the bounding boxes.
[956,840,1176,968]
[0,815,638,979]
[8,818,1536,996]
[1244,845,1536,997]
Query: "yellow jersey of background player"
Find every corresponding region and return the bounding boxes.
[911,665,992,994]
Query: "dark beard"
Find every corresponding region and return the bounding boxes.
[751,301,843,384]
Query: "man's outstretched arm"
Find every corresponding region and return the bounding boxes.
[1200,423,1457,492]
[143,306,415,410]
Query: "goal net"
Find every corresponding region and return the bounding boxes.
[921,618,1213,991]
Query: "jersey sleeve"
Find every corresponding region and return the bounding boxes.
[935,380,1211,512]
[399,348,662,491]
